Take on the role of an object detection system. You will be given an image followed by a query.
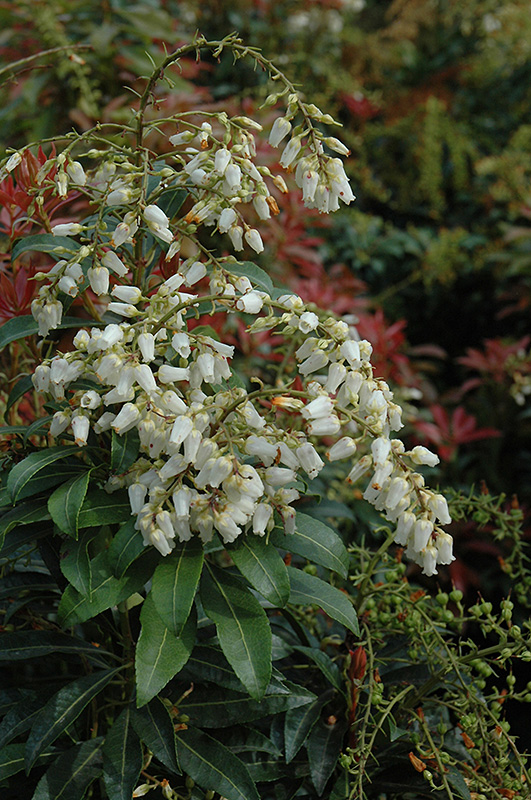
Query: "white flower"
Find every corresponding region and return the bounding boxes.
[137,332,155,362]
[326,437,357,462]
[71,413,90,446]
[158,365,190,384]
[269,117,292,148]
[244,228,264,253]
[409,446,440,468]
[219,207,237,233]
[298,312,319,333]
[280,136,302,168]
[51,223,83,237]
[5,152,22,172]
[87,266,109,296]
[228,225,244,251]
[112,403,141,434]
[236,290,264,314]
[253,503,273,535]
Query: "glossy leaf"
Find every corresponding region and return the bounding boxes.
[4,374,34,417]
[0,572,57,601]
[230,535,290,606]
[135,593,196,707]
[285,691,335,763]
[447,766,473,800]
[11,234,81,261]
[77,489,131,528]
[60,530,95,597]
[287,568,359,635]
[7,446,81,503]
[48,471,91,538]
[111,428,140,473]
[0,694,52,749]
[102,707,143,800]
[25,669,119,771]
[31,738,103,800]
[222,728,281,756]
[306,717,348,796]
[0,743,56,781]
[272,513,349,578]
[151,538,204,635]
[293,645,343,692]
[200,564,272,700]
[0,498,51,542]
[130,697,180,774]
[175,726,259,800]
[227,260,274,295]
[107,518,145,577]
[0,315,89,352]
[0,631,107,662]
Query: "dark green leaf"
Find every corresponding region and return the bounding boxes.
[130,697,180,774]
[111,428,140,473]
[200,564,272,700]
[0,572,57,600]
[31,738,103,800]
[0,425,29,436]
[157,186,188,219]
[306,718,348,796]
[102,707,143,800]
[0,521,53,558]
[48,471,91,538]
[230,535,290,606]
[272,513,349,578]
[135,593,195,707]
[0,315,89,352]
[11,234,81,261]
[23,415,54,443]
[107,518,145,578]
[287,568,359,635]
[329,770,350,800]
[7,446,82,503]
[285,691,334,763]
[0,743,56,781]
[223,728,281,756]
[0,630,109,662]
[151,538,204,635]
[178,683,315,729]
[60,529,95,597]
[0,693,53,750]
[175,726,259,800]
[25,670,119,771]
[226,261,274,295]
[5,374,34,418]
[180,645,249,694]
[0,498,51,542]
[446,766,473,800]
[293,645,343,692]
[77,489,131,528]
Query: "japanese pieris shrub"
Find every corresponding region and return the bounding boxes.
[0,33,461,800]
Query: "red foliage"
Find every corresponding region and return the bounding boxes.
[413,404,501,461]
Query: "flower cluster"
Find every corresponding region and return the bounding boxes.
[32,249,453,573]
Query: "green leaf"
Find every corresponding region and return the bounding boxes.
[23,415,55,443]
[178,684,315,729]
[285,691,334,764]
[306,718,348,796]
[223,728,281,756]
[107,518,145,578]
[57,551,155,626]
[151,539,204,635]
[446,766,473,800]
[0,521,53,558]
[135,593,196,707]
[157,186,188,219]
[0,498,51,544]
[0,694,53,750]
[48,471,91,538]
[130,697,180,774]
[200,564,272,700]
[0,743,56,781]
[180,645,249,694]
[60,529,95,597]
[25,670,119,771]
[111,428,140,473]
[102,707,143,800]
[272,513,349,578]
[287,568,359,635]
[0,315,89,352]
[230,536,290,607]
[11,234,81,261]
[31,738,103,800]
[293,645,343,692]
[5,375,35,418]
[77,489,131,528]
[0,571,57,600]
[7,446,82,503]
[226,261,274,295]
[175,726,259,800]
[0,631,108,662]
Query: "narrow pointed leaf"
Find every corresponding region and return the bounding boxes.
[0,314,88,352]
[130,698,180,774]
[293,645,343,692]
[151,538,203,635]
[272,513,349,578]
[306,718,348,796]
[11,234,81,261]
[287,568,359,635]
[200,564,272,700]
[7,447,81,503]
[31,738,103,800]
[60,530,95,597]
[107,518,145,577]
[0,631,109,661]
[175,726,259,800]
[77,489,131,528]
[285,690,335,763]
[5,374,34,417]
[25,669,119,771]
[226,261,274,295]
[111,428,140,473]
[0,743,56,781]
[48,471,91,538]
[0,694,53,750]
[0,498,51,541]
[135,593,195,707]
[230,536,290,606]
[102,707,143,800]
